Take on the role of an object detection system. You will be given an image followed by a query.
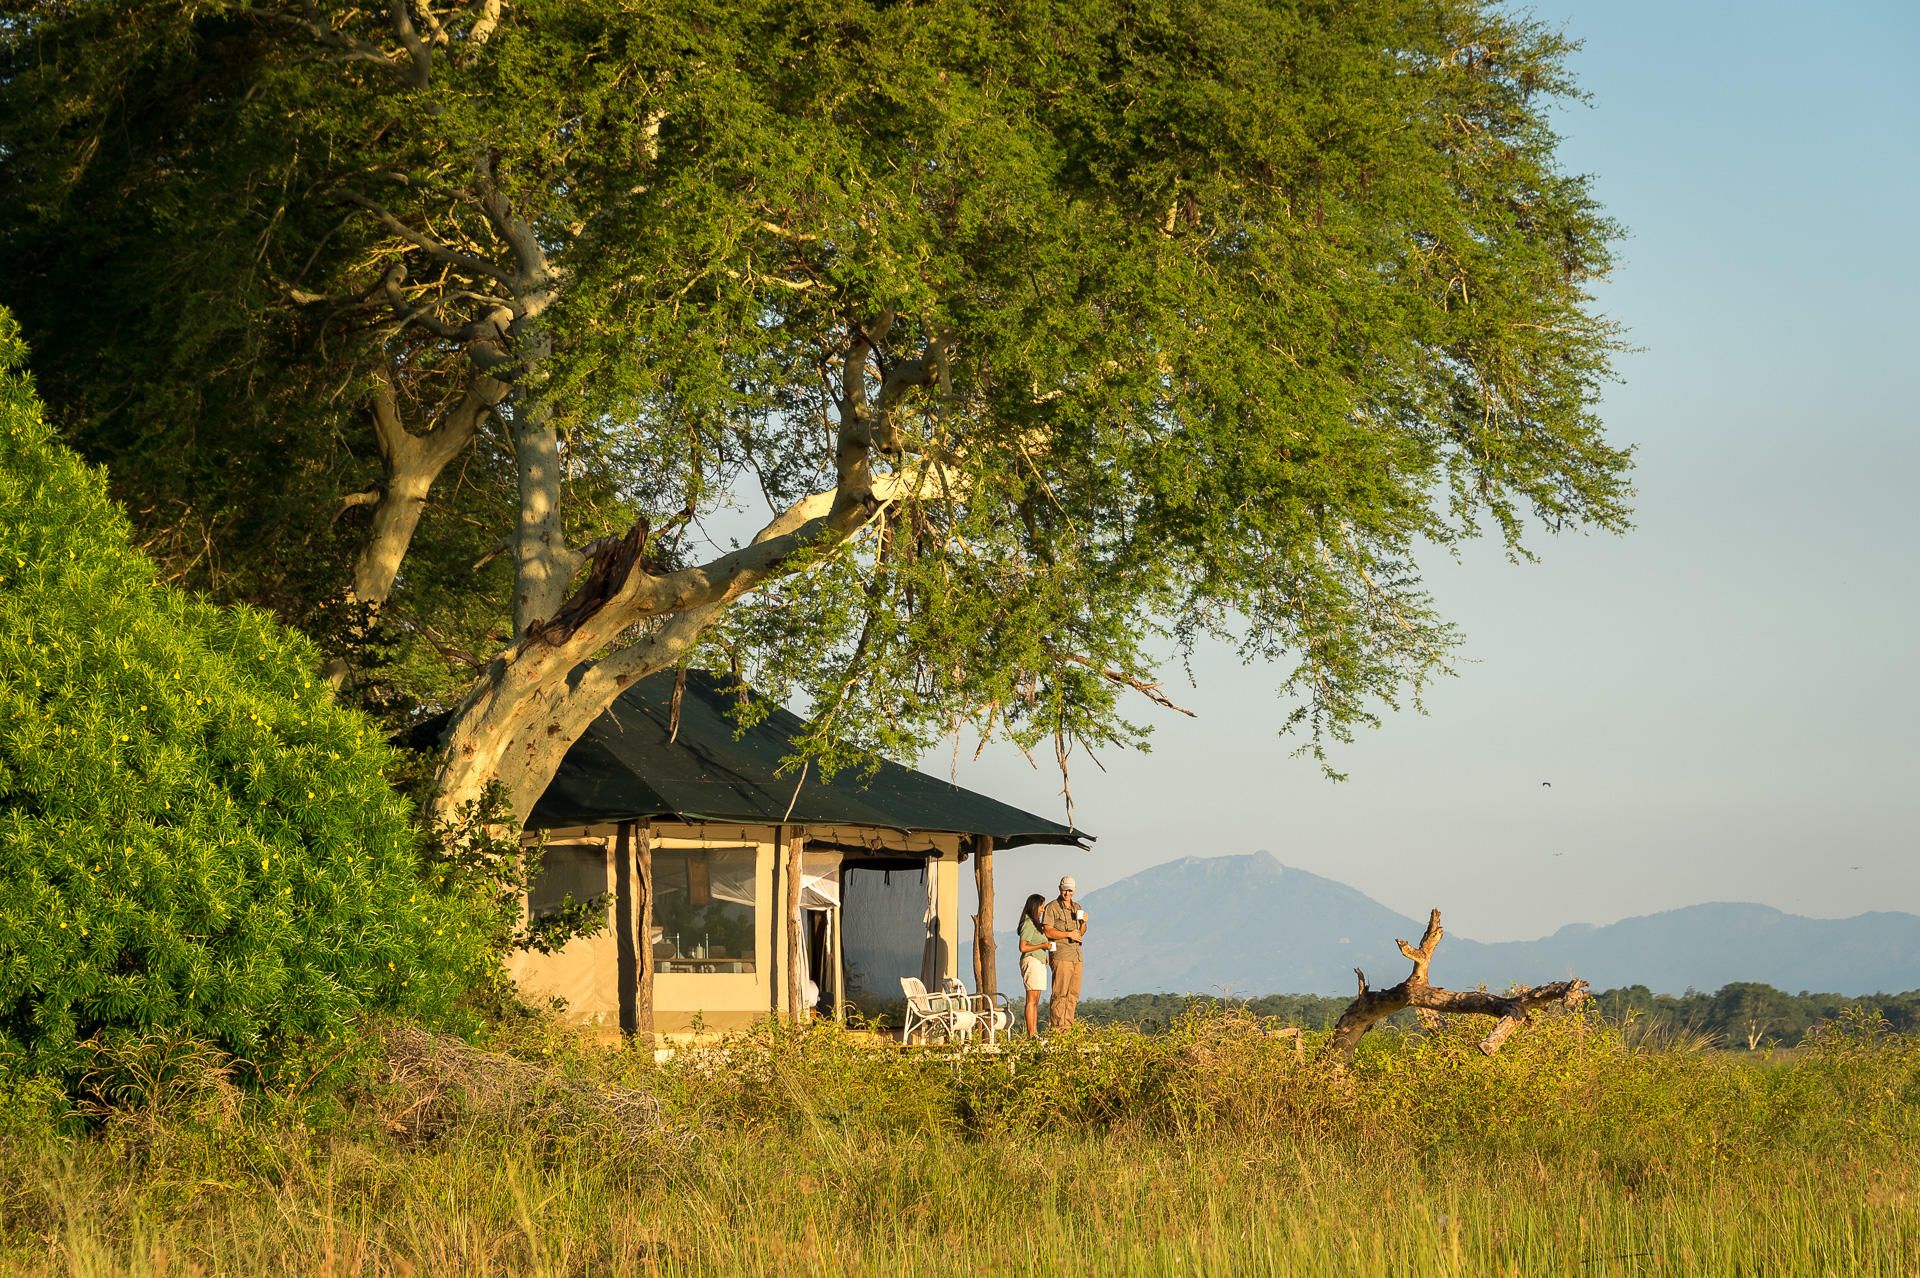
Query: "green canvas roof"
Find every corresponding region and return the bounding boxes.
[527,670,1091,850]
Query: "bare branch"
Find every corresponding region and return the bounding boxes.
[755,219,820,243]
[378,263,516,355]
[1061,655,1197,718]
[236,5,404,76]
[342,191,513,286]
[333,487,382,523]
[471,536,511,574]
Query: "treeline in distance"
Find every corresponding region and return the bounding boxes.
[1077,982,1920,1049]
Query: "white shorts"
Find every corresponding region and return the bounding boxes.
[1021,953,1048,992]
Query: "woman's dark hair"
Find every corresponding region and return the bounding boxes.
[1021,893,1046,930]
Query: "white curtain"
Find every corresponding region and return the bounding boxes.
[800,851,842,908]
[919,857,944,986]
[704,846,756,908]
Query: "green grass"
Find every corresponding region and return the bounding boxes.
[2,1009,1916,1276]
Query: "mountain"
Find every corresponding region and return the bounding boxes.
[1003,851,1920,998]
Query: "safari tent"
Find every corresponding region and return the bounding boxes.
[511,670,1089,1037]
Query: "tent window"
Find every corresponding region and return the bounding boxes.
[528,843,609,924]
[652,846,757,973]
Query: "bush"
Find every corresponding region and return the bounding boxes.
[0,308,494,1087]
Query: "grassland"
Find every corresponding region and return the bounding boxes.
[3,1009,1915,1276]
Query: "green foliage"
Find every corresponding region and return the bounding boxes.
[1079,989,1373,1032]
[428,782,608,959]
[0,310,494,1086]
[2,0,1633,776]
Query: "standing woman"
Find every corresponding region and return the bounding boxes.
[1016,893,1051,1037]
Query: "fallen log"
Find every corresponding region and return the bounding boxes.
[1326,908,1588,1059]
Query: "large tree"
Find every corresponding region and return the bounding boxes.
[0,0,1630,825]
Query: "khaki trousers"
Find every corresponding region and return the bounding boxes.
[1048,955,1083,1029]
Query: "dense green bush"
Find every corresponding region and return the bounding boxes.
[0,309,493,1085]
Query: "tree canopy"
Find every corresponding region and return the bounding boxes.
[0,0,1631,821]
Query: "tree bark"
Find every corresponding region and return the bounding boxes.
[972,837,996,996]
[350,366,507,613]
[508,382,578,636]
[1325,909,1589,1059]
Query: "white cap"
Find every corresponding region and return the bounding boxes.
[1059,875,1077,892]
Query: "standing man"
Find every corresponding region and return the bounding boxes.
[1041,875,1089,1030]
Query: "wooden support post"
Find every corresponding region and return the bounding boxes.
[972,836,997,996]
[785,829,806,1023]
[635,822,654,1040]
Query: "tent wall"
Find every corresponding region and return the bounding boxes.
[505,831,623,1028]
[512,823,963,1039]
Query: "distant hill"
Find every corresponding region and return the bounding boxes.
[1000,851,1920,998]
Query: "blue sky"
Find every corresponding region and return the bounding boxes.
[943,1,1920,942]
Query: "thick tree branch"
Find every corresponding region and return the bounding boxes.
[474,153,564,312]
[468,0,503,46]
[367,364,412,468]
[347,358,504,611]
[334,487,382,522]
[390,0,435,87]
[379,263,515,348]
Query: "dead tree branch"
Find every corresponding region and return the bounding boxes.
[1061,654,1197,717]
[1325,909,1588,1058]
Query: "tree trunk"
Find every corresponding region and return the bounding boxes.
[507,385,578,636]
[1325,909,1589,1059]
[972,837,996,996]
[352,471,434,608]
[350,371,506,613]
[430,598,725,825]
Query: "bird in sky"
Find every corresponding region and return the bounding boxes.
[1541,781,1552,788]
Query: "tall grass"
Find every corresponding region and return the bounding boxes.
[3,1008,1915,1276]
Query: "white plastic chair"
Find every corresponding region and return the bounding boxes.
[900,977,978,1045]
[942,977,1012,1045]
